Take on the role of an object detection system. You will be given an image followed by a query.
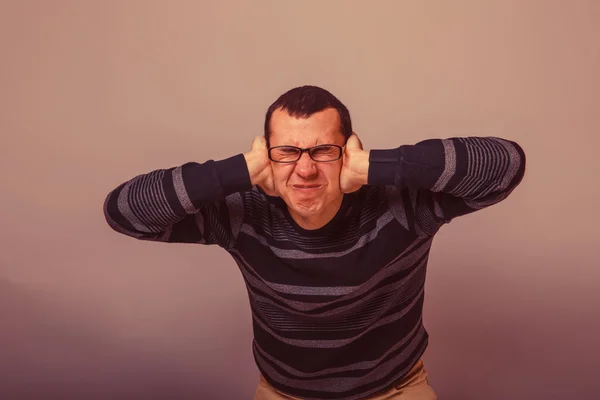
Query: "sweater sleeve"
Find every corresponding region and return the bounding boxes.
[368,137,526,235]
[103,153,252,247]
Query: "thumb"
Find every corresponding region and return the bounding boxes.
[346,133,363,150]
[251,135,268,151]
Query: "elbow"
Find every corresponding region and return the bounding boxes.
[103,190,128,236]
[509,139,527,189]
[102,189,164,241]
[102,187,135,238]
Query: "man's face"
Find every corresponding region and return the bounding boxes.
[268,107,346,227]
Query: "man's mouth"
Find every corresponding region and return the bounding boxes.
[292,184,322,190]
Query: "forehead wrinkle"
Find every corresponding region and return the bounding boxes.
[269,108,343,147]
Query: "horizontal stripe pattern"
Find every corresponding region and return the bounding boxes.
[228,194,432,399]
[103,137,525,400]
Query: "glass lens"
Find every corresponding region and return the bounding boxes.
[310,145,340,161]
[271,146,300,162]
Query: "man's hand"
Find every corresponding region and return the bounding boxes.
[340,133,369,193]
[244,136,278,196]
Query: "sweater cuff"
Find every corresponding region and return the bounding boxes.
[214,153,253,195]
[368,148,400,186]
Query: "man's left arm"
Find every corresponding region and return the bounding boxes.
[357,136,526,234]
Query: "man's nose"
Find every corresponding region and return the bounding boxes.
[294,152,318,178]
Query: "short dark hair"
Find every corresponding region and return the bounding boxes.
[264,85,353,146]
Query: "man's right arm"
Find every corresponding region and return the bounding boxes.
[103,153,253,246]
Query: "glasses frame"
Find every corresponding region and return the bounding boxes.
[268,144,344,163]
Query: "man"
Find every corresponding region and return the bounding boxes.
[104,85,526,399]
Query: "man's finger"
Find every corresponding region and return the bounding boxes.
[347,133,363,150]
[252,135,267,150]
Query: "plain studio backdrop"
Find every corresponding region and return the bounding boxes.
[1,1,599,399]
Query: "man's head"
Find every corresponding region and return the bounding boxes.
[263,85,353,229]
[264,85,353,147]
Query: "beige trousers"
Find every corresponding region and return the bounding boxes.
[253,359,438,400]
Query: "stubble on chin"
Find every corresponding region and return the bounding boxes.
[291,195,321,214]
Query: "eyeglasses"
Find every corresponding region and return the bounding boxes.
[268,144,343,163]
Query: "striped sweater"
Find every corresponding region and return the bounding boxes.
[103,137,526,400]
